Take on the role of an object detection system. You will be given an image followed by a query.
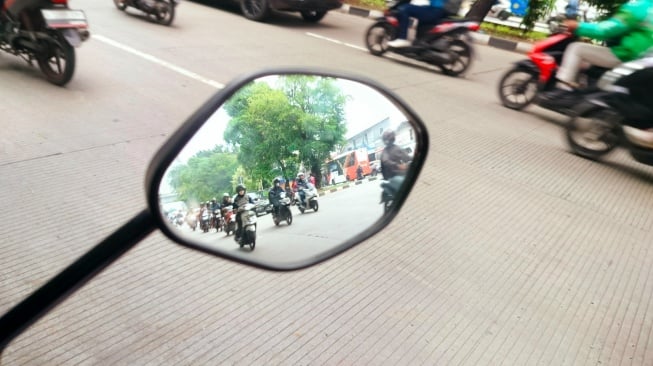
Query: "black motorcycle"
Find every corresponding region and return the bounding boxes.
[364,0,479,77]
[380,175,405,213]
[565,58,653,166]
[114,0,178,26]
[0,0,89,85]
[271,191,293,226]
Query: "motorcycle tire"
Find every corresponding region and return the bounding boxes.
[151,0,175,26]
[383,200,392,213]
[566,105,621,160]
[37,32,76,86]
[365,21,396,56]
[240,0,270,21]
[439,39,473,77]
[114,0,128,10]
[248,231,256,250]
[300,10,327,23]
[311,201,318,212]
[286,210,292,225]
[498,66,539,110]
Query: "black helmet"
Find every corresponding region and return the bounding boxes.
[236,184,246,192]
[273,178,280,185]
[382,130,396,145]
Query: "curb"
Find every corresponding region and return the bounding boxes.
[337,4,532,54]
[317,176,381,196]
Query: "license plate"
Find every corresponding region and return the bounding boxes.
[41,9,88,28]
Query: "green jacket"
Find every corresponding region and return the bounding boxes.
[576,0,653,61]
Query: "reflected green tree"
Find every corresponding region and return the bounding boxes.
[167,145,238,204]
[223,76,348,187]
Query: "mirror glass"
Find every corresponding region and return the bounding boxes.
[157,74,422,266]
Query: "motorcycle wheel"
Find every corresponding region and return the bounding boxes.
[240,0,270,21]
[286,210,293,225]
[498,66,539,110]
[114,0,128,10]
[312,201,319,212]
[248,231,256,250]
[151,0,175,26]
[300,10,327,22]
[298,205,305,214]
[439,39,472,77]
[383,199,393,213]
[365,21,396,56]
[566,105,621,160]
[37,32,75,86]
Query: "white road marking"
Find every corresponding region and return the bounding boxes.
[305,32,367,52]
[93,34,225,89]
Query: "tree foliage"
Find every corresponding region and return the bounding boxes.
[166,145,239,205]
[223,76,348,187]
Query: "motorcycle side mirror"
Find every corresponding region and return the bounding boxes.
[146,68,429,270]
[0,69,429,350]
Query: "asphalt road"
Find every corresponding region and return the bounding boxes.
[2,1,653,365]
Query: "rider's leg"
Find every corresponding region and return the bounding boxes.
[388,5,447,48]
[557,42,621,88]
[235,213,242,240]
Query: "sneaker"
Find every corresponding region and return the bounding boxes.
[387,39,412,48]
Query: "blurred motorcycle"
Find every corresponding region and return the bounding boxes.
[380,175,404,213]
[236,203,257,250]
[222,206,236,236]
[0,0,90,85]
[272,191,293,226]
[565,57,653,166]
[185,211,198,231]
[364,0,478,77]
[113,0,178,26]
[297,183,319,213]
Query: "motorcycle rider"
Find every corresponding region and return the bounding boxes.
[295,172,309,208]
[232,184,254,243]
[380,129,412,179]
[542,0,653,99]
[221,193,232,207]
[268,178,285,218]
[386,0,448,48]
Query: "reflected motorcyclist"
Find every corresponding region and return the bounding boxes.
[295,172,309,207]
[232,184,254,242]
[221,193,232,207]
[268,178,285,218]
[380,129,411,180]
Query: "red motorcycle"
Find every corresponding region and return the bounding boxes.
[497,30,607,114]
[0,0,89,85]
[364,0,479,77]
[221,205,236,236]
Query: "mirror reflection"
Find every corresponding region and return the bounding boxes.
[158,74,420,265]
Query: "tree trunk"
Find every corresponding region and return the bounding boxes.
[465,0,495,21]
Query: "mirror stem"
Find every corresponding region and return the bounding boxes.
[0,210,156,354]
